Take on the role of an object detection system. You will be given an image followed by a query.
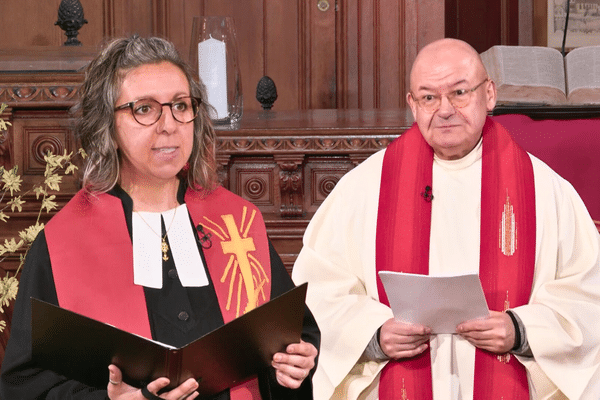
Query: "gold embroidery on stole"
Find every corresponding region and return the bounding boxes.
[401,378,409,400]
[500,193,517,256]
[199,206,270,316]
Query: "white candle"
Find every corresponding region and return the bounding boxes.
[198,37,228,120]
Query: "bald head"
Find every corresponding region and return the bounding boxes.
[406,38,496,160]
[410,39,488,92]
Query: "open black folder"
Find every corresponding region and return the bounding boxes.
[31,283,307,396]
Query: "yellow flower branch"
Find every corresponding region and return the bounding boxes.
[0,104,86,331]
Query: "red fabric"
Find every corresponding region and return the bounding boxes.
[46,186,271,399]
[493,114,600,222]
[376,122,434,399]
[185,186,272,322]
[185,187,272,400]
[47,192,151,337]
[376,117,534,400]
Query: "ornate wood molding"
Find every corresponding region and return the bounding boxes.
[216,134,396,155]
[275,154,305,218]
[215,109,408,224]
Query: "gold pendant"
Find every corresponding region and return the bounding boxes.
[161,239,169,261]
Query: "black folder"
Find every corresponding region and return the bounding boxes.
[31,283,307,396]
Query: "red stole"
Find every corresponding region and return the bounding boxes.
[375,117,535,400]
[45,185,271,399]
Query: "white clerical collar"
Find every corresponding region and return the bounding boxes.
[434,137,483,172]
[132,204,209,289]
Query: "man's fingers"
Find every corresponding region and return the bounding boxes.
[387,342,429,360]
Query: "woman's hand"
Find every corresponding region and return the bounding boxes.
[107,364,199,400]
[271,340,318,389]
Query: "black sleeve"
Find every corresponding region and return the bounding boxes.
[258,240,320,400]
[0,231,109,400]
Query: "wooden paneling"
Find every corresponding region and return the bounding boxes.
[533,0,548,46]
[305,1,336,109]
[0,0,445,112]
[445,0,520,53]
[337,0,444,110]
[0,65,411,272]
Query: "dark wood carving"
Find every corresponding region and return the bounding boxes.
[55,0,88,46]
[275,155,304,218]
[0,107,13,169]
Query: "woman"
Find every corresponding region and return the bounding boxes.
[0,36,319,400]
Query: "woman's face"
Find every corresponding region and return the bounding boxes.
[114,61,194,189]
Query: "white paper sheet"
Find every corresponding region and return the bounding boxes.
[378,271,489,334]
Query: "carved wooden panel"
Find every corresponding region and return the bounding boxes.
[337,0,446,109]
[0,0,445,112]
[304,156,355,214]
[228,157,278,214]
[10,110,78,190]
[445,0,520,53]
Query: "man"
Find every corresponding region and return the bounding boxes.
[292,38,600,400]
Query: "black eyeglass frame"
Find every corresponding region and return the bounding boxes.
[114,96,203,126]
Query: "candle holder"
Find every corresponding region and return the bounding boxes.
[190,16,243,129]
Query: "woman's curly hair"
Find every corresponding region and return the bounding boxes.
[73,35,218,194]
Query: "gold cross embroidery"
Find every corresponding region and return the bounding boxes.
[221,214,260,313]
[199,206,269,316]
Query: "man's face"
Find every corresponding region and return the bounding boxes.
[407,44,496,160]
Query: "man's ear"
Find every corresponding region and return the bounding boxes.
[407,92,417,120]
[485,79,497,111]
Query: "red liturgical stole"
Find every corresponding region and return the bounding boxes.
[46,186,271,399]
[375,117,535,400]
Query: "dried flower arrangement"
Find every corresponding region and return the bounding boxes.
[0,103,86,331]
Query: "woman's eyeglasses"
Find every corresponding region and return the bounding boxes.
[114,96,202,126]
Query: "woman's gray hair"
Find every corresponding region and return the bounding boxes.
[74,35,218,194]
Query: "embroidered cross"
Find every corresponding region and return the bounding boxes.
[221,214,259,313]
[199,207,269,317]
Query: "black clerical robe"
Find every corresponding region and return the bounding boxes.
[0,183,320,400]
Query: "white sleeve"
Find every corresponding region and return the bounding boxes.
[292,150,392,400]
[513,156,600,400]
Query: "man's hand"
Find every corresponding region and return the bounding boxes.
[456,310,515,354]
[271,340,318,389]
[107,364,199,400]
[379,318,431,359]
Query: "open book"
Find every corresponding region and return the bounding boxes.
[480,45,600,105]
[31,283,307,396]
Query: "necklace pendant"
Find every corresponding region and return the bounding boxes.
[161,239,169,261]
